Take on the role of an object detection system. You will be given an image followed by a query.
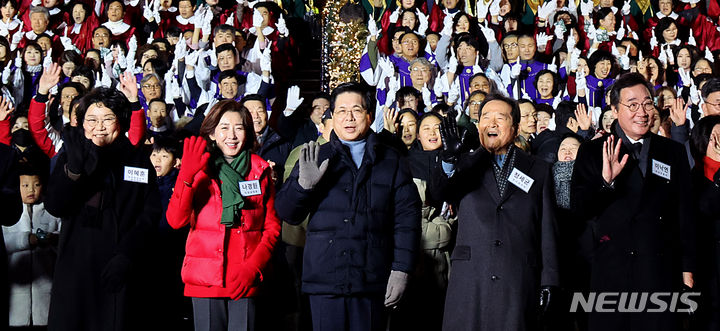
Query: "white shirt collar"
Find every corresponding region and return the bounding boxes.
[666,39,681,46]
[72,23,81,34]
[102,20,130,35]
[176,15,192,25]
[48,7,61,15]
[656,12,678,19]
[626,136,644,144]
[0,18,20,30]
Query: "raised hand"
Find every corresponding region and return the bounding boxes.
[688,28,696,46]
[617,20,626,39]
[669,97,689,127]
[575,103,592,131]
[118,71,139,102]
[417,10,428,35]
[536,32,553,50]
[621,0,630,15]
[276,14,289,37]
[260,44,272,72]
[389,7,400,23]
[285,85,304,112]
[480,21,495,42]
[580,0,593,16]
[489,0,500,16]
[252,8,263,28]
[0,96,14,121]
[476,0,490,20]
[383,106,399,133]
[367,20,379,40]
[705,47,714,63]
[439,114,466,163]
[297,141,329,190]
[38,62,61,95]
[537,0,557,21]
[602,135,629,184]
[510,56,521,78]
[178,136,210,183]
[650,30,658,50]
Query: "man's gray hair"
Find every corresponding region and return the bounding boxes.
[29,6,50,21]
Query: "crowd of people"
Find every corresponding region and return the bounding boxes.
[0,0,718,330]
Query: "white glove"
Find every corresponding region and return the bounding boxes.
[536,32,553,50]
[480,21,495,42]
[226,12,235,25]
[169,75,182,99]
[368,20,379,40]
[567,28,576,51]
[417,10,428,34]
[690,84,700,104]
[580,0,593,16]
[688,28,696,46]
[1,65,10,85]
[547,56,557,72]
[537,0,557,21]
[441,14,454,36]
[128,35,138,54]
[569,48,580,71]
[447,79,460,104]
[174,38,187,60]
[705,47,714,63]
[658,46,668,65]
[664,46,674,65]
[678,67,693,87]
[285,85,304,111]
[621,0,630,15]
[476,0,489,20]
[143,0,155,21]
[277,14,289,37]
[575,70,587,91]
[611,42,620,57]
[378,57,395,78]
[554,21,566,40]
[153,0,161,21]
[0,25,7,37]
[202,13,212,37]
[185,50,199,68]
[11,30,23,47]
[521,89,531,100]
[447,55,458,73]
[630,31,638,40]
[510,57,521,78]
[619,51,630,70]
[386,76,400,107]
[247,0,258,7]
[638,49,644,63]
[422,85,431,107]
[100,66,112,87]
[389,8,400,24]
[13,52,21,68]
[433,76,446,96]
[260,45,272,72]
[60,27,75,50]
[252,8,263,28]
[649,30,658,50]
[116,46,127,68]
[489,0,500,16]
[31,0,40,6]
[617,20,626,39]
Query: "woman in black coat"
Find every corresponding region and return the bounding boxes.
[689,115,720,331]
[44,86,161,331]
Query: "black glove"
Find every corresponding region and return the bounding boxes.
[101,254,132,293]
[439,115,466,164]
[539,286,556,313]
[62,126,98,175]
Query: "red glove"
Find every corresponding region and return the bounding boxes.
[231,267,258,300]
[179,136,210,183]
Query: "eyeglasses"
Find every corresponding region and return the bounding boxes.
[521,113,538,119]
[468,101,482,107]
[411,67,430,72]
[142,84,162,90]
[705,101,720,108]
[334,108,367,118]
[502,43,518,49]
[402,40,418,46]
[619,100,655,113]
[84,116,117,127]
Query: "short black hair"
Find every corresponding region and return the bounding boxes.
[329,82,375,117]
[71,65,96,88]
[240,94,267,109]
[478,94,521,127]
[701,77,720,99]
[609,73,654,109]
[588,50,615,78]
[152,135,181,158]
[76,87,131,131]
[654,17,677,42]
[218,70,242,85]
[312,92,331,103]
[554,100,578,129]
[690,115,720,164]
[148,98,166,107]
[215,43,237,57]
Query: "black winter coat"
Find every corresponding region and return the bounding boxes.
[691,167,720,330]
[45,137,161,331]
[0,143,21,327]
[430,146,559,331]
[571,131,695,331]
[275,132,421,295]
[257,127,292,190]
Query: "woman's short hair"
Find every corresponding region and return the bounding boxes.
[199,100,256,153]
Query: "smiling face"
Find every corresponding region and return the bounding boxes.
[455,15,470,33]
[244,100,267,135]
[60,86,78,112]
[178,0,194,19]
[702,91,720,116]
[557,137,580,161]
[518,36,536,61]
[536,73,554,99]
[219,77,239,99]
[536,111,551,132]
[402,0,415,8]
[478,100,516,154]
[662,23,677,43]
[210,111,246,157]
[332,92,371,141]
[418,115,442,151]
[399,112,418,147]
[601,110,615,131]
[594,59,612,79]
[467,93,485,121]
[72,3,86,23]
[106,1,124,22]
[83,103,120,147]
[24,46,41,66]
[612,84,652,140]
[19,175,42,204]
[599,12,615,31]
[150,149,178,177]
[658,0,673,16]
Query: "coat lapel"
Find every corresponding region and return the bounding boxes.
[500,150,533,205]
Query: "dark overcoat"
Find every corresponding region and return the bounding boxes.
[430,147,559,331]
[45,137,161,331]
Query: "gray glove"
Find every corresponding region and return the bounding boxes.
[298,141,329,190]
[384,270,409,307]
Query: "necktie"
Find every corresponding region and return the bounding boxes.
[631,142,642,160]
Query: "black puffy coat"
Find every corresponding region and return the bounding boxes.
[275,131,421,295]
[45,136,161,331]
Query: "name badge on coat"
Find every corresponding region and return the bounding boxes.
[123,166,148,184]
[508,168,534,193]
[652,159,671,180]
[239,180,262,197]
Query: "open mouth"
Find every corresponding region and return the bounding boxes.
[428,137,438,144]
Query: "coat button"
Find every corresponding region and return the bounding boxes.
[329,239,333,244]
[494,240,502,247]
[342,251,347,256]
[343,218,350,223]
[491,275,499,281]
[658,216,663,221]
[497,206,503,211]
[629,250,636,256]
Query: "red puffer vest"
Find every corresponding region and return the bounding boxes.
[166,154,280,298]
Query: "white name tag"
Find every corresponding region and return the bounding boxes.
[123,166,148,184]
[508,168,534,193]
[239,180,262,197]
[652,159,671,180]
